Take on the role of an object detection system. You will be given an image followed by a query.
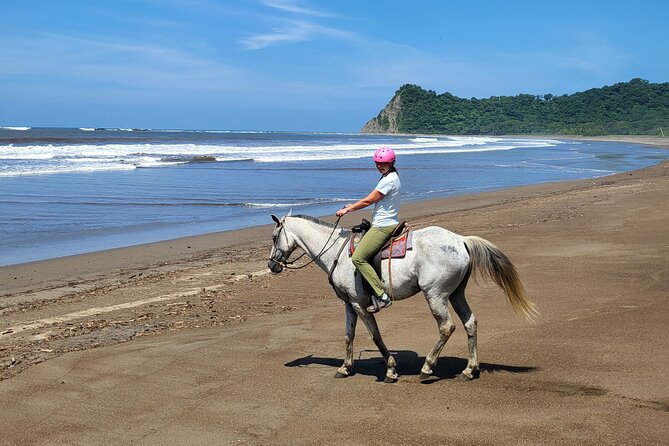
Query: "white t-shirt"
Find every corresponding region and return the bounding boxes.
[372,171,401,227]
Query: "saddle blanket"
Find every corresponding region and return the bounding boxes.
[349,231,413,259]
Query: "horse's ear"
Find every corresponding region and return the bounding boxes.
[271,214,280,224]
[287,209,293,217]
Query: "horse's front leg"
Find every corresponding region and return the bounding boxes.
[335,301,358,378]
[354,304,398,383]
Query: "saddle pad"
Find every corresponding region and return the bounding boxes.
[348,231,413,259]
[381,231,412,259]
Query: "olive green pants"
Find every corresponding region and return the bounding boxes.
[351,224,397,297]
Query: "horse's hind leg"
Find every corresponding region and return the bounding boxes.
[449,273,479,380]
[354,305,398,383]
[335,302,357,378]
[420,293,456,380]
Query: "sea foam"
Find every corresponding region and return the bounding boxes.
[0,137,560,176]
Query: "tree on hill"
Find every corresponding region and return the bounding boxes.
[362,79,669,136]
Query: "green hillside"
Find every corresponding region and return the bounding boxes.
[362,79,669,136]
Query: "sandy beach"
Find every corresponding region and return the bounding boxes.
[1,136,667,445]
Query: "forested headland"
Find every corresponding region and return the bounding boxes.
[362,79,669,136]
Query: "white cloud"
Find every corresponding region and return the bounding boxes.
[0,32,250,92]
[240,22,314,50]
[239,0,353,50]
[240,19,354,50]
[259,0,334,17]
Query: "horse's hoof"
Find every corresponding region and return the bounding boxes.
[419,372,432,381]
[457,370,479,381]
[383,376,398,383]
[334,372,349,379]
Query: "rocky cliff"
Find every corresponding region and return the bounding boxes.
[361,93,402,133]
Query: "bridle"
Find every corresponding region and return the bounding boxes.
[269,216,342,270]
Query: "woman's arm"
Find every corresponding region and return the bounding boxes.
[336,189,384,217]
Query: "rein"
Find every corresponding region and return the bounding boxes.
[271,216,342,270]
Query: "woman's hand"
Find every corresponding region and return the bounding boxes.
[335,190,384,218]
[335,204,352,217]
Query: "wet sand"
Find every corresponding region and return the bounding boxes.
[0,137,667,445]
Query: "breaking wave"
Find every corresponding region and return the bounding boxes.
[0,134,561,177]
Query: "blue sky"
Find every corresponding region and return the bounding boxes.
[2,0,668,131]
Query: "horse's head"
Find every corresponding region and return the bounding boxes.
[268,214,298,274]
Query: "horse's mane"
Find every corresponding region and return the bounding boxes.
[292,214,351,234]
[292,214,338,228]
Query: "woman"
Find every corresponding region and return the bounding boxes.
[336,147,401,312]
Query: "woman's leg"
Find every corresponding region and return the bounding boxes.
[351,225,396,297]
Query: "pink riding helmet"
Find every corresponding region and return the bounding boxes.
[373,147,396,163]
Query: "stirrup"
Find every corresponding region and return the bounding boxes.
[366,294,392,313]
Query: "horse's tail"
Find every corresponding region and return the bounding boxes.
[463,236,538,322]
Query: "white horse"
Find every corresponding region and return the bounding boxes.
[268,213,537,382]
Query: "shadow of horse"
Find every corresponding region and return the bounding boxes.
[285,350,538,383]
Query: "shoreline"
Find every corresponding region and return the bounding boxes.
[381,133,669,149]
[1,159,667,304]
[2,135,667,290]
[542,134,669,148]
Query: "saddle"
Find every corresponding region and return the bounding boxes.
[348,219,412,259]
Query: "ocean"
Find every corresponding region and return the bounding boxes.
[1,127,666,266]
